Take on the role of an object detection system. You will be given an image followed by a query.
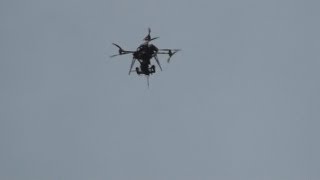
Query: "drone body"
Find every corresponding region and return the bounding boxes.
[110,28,180,79]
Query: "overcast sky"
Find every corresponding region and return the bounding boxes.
[1,0,320,179]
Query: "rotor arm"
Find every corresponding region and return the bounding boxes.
[157,49,181,62]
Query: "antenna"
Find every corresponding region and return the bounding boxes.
[147,76,150,88]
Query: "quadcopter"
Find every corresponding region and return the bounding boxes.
[110,28,180,86]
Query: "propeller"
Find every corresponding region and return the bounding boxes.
[150,37,159,41]
[110,43,134,58]
[110,53,130,58]
[167,49,180,63]
[143,28,151,41]
[143,28,159,42]
[112,43,124,54]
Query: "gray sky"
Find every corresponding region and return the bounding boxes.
[1,0,320,179]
